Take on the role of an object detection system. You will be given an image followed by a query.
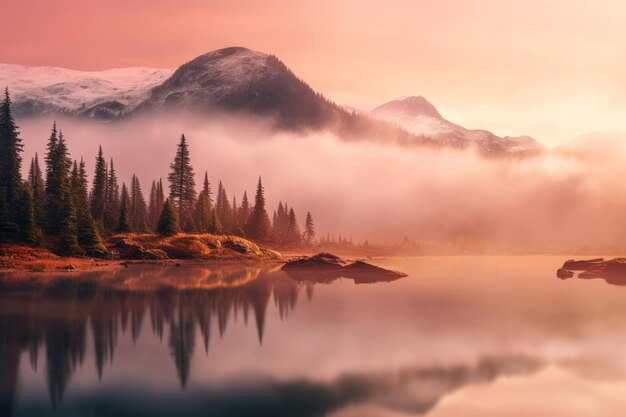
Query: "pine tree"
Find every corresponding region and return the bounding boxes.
[245,177,272,242]
[193,172,213,233]
[303,211,316,245]
[0,88,25,241]
[286,207,301,246]
[215,181,232,233]
[239,191,250,229]
[28,154,46,230]
[102,158,119,232]
[168,134,196,230]
[148,180,158,230]
[16,182,39,244]
[90,145,107,229]
[231,196,244,236]
[71,159,104,256]
[44,124,67,235]
[157,199,180,236]
[129,174,148,232]
[116,183,131,233]
[44,128,81,254]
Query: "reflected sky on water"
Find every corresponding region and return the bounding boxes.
[2,257,626,416]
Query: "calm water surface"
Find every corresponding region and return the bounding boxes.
[2,256,626,417]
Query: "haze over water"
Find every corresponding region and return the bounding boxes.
[2,257,626,417]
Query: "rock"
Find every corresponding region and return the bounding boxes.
[64,264,76,270]
[114,239,144,259]
[262,249,283,260]
[562,258,605,271]
[283,253,408,284]
[282,253,347,271]
[142,249,168,260]
[342,261,407,283]
[579,258,626,278]
[222,239,250,254]
[556,268,574,279]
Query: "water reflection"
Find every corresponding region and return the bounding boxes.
[0,265,310,414]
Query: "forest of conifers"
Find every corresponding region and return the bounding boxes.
[0,89,316,256]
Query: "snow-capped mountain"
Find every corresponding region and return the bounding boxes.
[371,96,544,154]
[0,47,542,155]
[136,47,340,129]
[0,63,173,119]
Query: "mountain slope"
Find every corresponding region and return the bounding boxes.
[0,63,173,119]
[371,96,544,154]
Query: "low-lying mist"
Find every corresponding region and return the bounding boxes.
[17,113,626,252]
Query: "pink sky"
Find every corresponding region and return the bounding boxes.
[3,0,626,146]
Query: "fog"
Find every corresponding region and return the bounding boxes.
[16,114,626,252]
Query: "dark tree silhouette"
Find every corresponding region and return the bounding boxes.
[71,159,104,256]
[116,184,131,233]
[129,174,148,232]
[90,145,107,229]
[245,177,272,242]
[0,88,28,241]
[168,134,196,230]
[28,153,46,230]
[157,199,180,236]
[303,211,316,245]
[104,158,120,232]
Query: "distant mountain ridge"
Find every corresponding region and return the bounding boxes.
[370,96,544,154]
[0,47,542,155]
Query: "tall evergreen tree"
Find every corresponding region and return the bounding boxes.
[286,207,301,246]
[104,158,120,232]
[303,211,316,245]
[215,181,232,233]
[239,191,250,229]
[193,172,213,233]
[245,177,272,242]
[157,199,180,236]
[71,159,104,255]
[231,196,244,236]
[16,182,39,244]
[168,134,196,230]
[28,153,46,230]
[148,178,165,231]
[148,180,158,231]
[90,145,107,229]
[116,183,131,233]
[129,174,148,232]
[0,88,25,240]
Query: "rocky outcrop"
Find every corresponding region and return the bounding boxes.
[282,253,346,271]
[556,268,574,279]
[562,258,605,271]
[283,253,407,284]
[558,258,626,285]
[342,261,407,282]
[112,239,169,260]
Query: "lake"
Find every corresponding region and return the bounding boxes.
[2,256,626,417]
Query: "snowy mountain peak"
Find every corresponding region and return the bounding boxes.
[369,96,544,155]
[372,96,442,119]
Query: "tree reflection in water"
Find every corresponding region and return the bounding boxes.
[0,264,319,414]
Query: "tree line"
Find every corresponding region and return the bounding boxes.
[0,89,316,255]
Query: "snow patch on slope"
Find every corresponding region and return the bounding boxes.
[0,63,173,115]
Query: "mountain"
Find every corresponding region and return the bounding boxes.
[137,47,339,129]
[371,96,544,154]
[0,47,540,155]
[0,63,173,119]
